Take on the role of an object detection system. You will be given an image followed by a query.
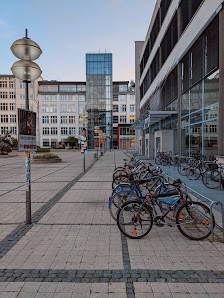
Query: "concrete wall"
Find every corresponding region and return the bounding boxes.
[145,133,154,159]
[154,130,174,154]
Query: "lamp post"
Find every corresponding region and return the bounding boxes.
[79,112,88,172]
[11,29,42,224]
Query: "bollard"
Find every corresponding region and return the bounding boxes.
[210,201,224,241]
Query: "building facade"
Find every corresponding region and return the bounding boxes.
[135,0,224,159]
[0,75,41,141]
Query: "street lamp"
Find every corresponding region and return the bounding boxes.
[11,29,42,224]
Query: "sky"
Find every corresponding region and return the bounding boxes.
[0,0,157,82]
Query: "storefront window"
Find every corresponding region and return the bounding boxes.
[204,118,218,157]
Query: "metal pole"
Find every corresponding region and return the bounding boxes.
[25,80,31,224]
[83,153,85,172]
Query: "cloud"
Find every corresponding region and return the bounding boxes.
[0,18,7,27]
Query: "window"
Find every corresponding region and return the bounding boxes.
[113,105,118,112]
[50,104,57,112]
[79,127,83,135]
[119,95,127,101]
[20,82,25,88]
[9,79,15,89]
[43,86,48,91]
[42,116,49,124]
[61,116,67,124]
[0,78,7,88]
[1,115,8,123]
[120,115,126,123]
[130,116,135,123]
[59,85,76,92]
[51,86,57,92]
[210,125,217,133]
[69,127,76,135]
[43,139,49,146]
[30,95,33,99]
[79,95,85,101]
[130,105,135,112]
[204,125,208,133]
[49,95,57,101]
[50,116,57,123]
[51,127,57,135]
[68,104,75,112]
[20,105,25,109]
[69,116,75,123]
[60,104,67,112]
[9,103,16,111]
[9,92,16,99]
[60,95,67,101]
[42,95,49,101]
[113,116,118,123]
[42,105,49,112]
[0,92,7,98]
[1,127,8,135]
[77,85,86,92]
[10,115,16,123]
[0,103,8,111]
[43,127,49,135]
[20,95,25,99]
[130,95,135,101]
[210,113,218,119]
[120,104,126,112]
[61,127,68,135]
[68,95,75,101]
[29,82,33,88]
[119,85,128,92]
[11,127,17,135]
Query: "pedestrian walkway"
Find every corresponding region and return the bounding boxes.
[0,150,224,297]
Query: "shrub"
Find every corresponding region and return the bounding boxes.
[12,137,18,149]
[65,136,78,149]
[36,147,51,153]
[33,153,60,160]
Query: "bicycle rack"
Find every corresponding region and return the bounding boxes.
[210,201,224,242]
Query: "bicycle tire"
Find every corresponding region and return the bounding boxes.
[178,162,188,176]
[186,167,201,180]
[117,200,153,239]
[155,156,160,165]
[176,201,214,240]
[109,191,138,221]
[112,174,129,189]
[202,169,220,189]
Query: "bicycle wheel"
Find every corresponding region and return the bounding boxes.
[155,156,161,165]
[117,200,153,239]
[109,191,138,221]
[178,162,188,176]
[176,201,214,240]
[161,157,169,166]
[202,170,220,189]
[112,175,129,189]
[186,167,201,180]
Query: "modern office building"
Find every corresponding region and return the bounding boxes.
[0,75,41,141]
[134,0,223,159]
[86,53,113,149]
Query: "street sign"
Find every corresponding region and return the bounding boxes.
[18,108,37,152]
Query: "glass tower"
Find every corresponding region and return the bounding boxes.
[86,53,113,149]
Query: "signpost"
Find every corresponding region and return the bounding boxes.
[18,109,37,151]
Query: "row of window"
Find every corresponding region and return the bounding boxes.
[42,115,76,124]
[1,126,17,135]
[113,116,136,123]
[0,103,16,111]
[42,104,77,113]
[0,115,16,123]
[0,92,16,99]
[113,104,135,113]
[42,95,85,102]
[42,127,76,135]
[119,127,135,136]
[0,80,34,89]
[191,125,217,134]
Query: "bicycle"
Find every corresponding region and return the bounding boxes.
[117,179,215,241]
[202,163,224,189]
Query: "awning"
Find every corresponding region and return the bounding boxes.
[131,111,177,130]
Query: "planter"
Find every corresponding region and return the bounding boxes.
[32,158,62,163]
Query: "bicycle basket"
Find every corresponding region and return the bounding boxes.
[158,194,181,205]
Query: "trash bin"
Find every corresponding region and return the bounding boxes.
[101,152,103,156]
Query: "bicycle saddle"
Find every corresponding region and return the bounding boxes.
[171,179,182,187]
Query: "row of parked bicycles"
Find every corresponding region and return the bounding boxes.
[155,151,224,190]
[108,155,215,241]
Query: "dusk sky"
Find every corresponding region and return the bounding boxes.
[1,0,157,82]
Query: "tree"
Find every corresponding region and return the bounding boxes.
[65,136,78,149]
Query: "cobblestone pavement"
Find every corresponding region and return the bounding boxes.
[0,150,224,297]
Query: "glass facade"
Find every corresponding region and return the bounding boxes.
[181,70,219,157]
[86,53,113,149]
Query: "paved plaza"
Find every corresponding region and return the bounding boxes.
[0,150,224,297]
